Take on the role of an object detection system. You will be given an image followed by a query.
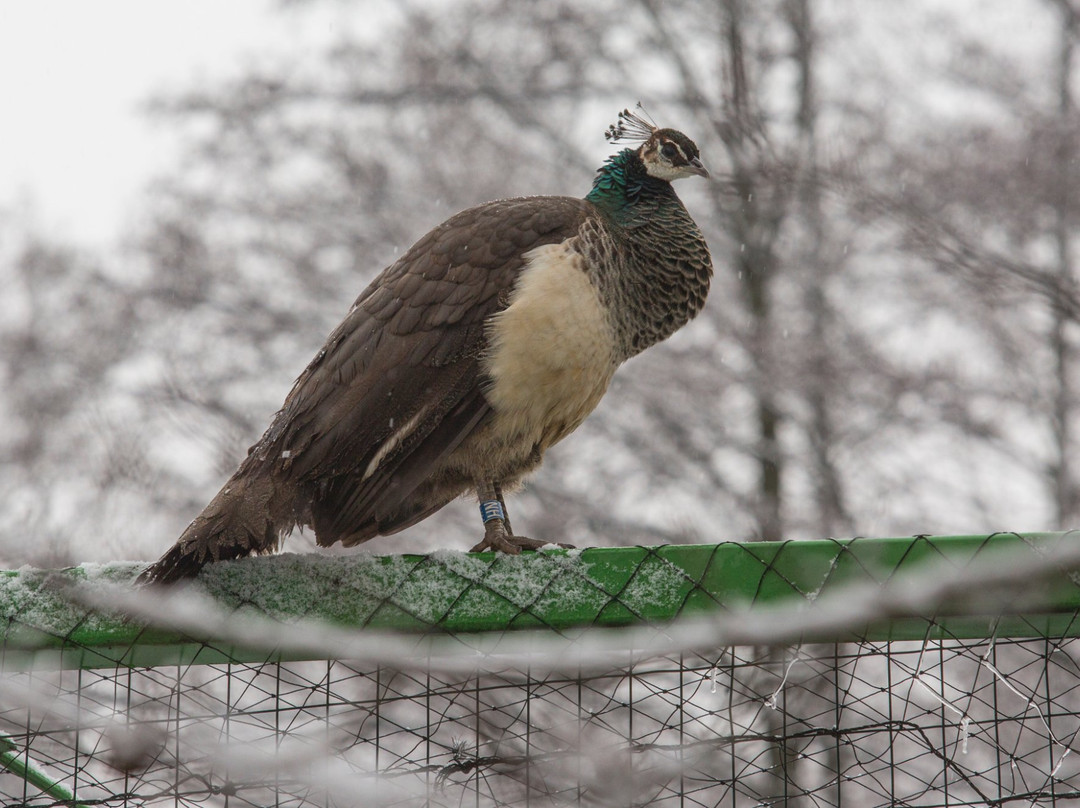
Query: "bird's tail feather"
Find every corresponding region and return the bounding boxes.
[138,472,282,585]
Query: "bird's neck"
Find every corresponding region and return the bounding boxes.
[581,149,711,360]
[586,148,673,221]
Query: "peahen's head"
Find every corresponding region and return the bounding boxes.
[605,106,709,182]
[639,129,708,181]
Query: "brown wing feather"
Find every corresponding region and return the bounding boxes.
[311,380,493,546]
[245,196,593,546]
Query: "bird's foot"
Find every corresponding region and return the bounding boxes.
[469,520,573,554]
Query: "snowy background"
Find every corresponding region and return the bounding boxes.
[1,0,1075,567]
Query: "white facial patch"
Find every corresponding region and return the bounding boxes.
[643,142,693,181]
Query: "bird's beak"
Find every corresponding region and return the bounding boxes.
[688,157,709,179]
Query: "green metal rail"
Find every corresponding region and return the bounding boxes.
[1,532,1079,670]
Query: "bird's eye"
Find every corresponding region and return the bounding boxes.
[661,143,678,159]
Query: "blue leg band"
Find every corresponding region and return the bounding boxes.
[479,500,506,523]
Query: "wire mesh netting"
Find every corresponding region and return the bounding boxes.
[2,639,1079,806]
[1,533,1079,806]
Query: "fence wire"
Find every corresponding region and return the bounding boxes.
[2,639,1079,806]
[0,534,1079,806]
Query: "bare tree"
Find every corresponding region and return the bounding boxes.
[1048,0,1078,525]
[868,1,1080,531]
[3,0,1078,573]
[0,228,145,565]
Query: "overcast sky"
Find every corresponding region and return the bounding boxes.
[0,1,342,249]
[0,1,1055,252]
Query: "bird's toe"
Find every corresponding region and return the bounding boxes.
[469,530,573,554]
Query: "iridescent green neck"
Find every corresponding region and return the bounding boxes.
[586,148,669,218]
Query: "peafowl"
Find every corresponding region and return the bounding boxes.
[141,107,713,584]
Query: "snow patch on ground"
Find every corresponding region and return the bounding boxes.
[0,550,652,638]
[0,562,143,637]
[196,550,609,627]
[618,557,688,616]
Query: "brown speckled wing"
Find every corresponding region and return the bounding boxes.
[248,196,592,546]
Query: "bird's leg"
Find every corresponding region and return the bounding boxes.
[469,481,573,553]
[470,481,521,554]
[493,482,513,535]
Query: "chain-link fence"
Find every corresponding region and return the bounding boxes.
[1,533,1079,806]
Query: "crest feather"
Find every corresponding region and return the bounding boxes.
[604,103,658,144]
